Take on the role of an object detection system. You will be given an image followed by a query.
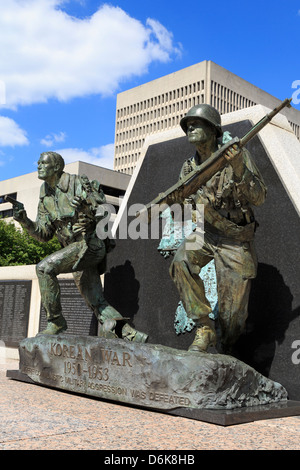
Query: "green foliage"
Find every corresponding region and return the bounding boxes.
[0,219,61,266]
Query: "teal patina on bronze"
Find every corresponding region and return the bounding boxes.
[158,207,218,335]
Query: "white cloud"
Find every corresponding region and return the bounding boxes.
[0,116,29,146]
[146,19,182,58]
[0,81,6,105]
[56,143,115,169]
[40,131,67,147]
[0,151,5,166]
[0,1,181,109]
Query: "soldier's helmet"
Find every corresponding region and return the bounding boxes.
[180,104,223,138]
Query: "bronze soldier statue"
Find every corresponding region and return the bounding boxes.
[169,104,267,354]
[12,151,147,342]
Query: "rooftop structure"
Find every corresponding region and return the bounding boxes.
[114,60,300,174]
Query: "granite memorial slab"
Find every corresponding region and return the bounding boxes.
[0,280,31,347]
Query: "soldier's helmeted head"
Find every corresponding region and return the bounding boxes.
[180,104,223,138]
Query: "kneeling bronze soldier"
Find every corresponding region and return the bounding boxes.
[169,105,267,353]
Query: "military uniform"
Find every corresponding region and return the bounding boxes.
[27,170,146,341]
[25,172,120,329]
[170,106,267,352]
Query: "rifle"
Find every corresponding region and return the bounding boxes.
[4,195,24,211]
[137,98,292,223]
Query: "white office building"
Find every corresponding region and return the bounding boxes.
[114,60,300,174]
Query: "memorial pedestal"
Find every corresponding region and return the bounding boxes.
[7,334,300,425]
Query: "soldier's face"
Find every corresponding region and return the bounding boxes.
[186,119,214,145]
[37,154,57,181]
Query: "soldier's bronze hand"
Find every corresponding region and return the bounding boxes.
[224,144,245,180]
[13,205,28,223]
[73,213,93,233]
[71,196,86,211]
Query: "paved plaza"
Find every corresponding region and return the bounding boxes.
[1,358,300,451]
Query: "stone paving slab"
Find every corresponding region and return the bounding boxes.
[1,359,300,451]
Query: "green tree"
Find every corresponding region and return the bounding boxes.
[0,219,61,266]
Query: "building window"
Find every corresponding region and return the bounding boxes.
[0,192,17,218]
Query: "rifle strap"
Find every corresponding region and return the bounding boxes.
[215,168,226,209]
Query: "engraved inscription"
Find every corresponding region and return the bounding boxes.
[22,339,192,409]
[21,365,64,384]
[47,341,135,395]
[39,280,97,336]
[0,281,31,347]
[49,342,133,368]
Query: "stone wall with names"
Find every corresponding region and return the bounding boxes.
[39,279,97,336]
[0,280,31,347]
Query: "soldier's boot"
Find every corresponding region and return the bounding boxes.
[188,318,216,353]
[121,323,148,343]
[96,305,148,343]
[96,305,120,339]
[38,315,67,335]
[98,319,119,339]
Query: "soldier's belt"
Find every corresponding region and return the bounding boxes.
[204,206,256,242]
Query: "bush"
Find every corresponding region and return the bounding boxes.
[0,219,61,266]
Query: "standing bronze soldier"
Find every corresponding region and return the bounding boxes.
[169,104,267,353]
[13,151,147,342]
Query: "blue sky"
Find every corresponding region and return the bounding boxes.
[0,0,299,181]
